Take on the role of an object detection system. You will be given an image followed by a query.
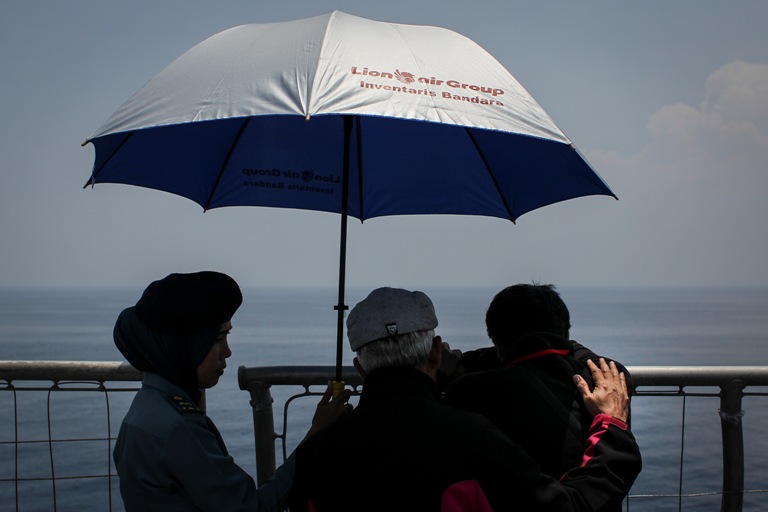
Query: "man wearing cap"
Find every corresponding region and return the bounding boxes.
[288,286,641,512]
[112,271,351,512]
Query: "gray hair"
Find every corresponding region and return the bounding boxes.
[355,329,435,374]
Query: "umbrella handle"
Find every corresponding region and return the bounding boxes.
[332,380,346,398]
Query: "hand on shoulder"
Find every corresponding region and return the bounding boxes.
[573,358,629,423]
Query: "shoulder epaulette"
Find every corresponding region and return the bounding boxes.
[166,395,203,414]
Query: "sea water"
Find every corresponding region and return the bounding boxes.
[1,286,767,511]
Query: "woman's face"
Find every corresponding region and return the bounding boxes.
[196,321,232,389]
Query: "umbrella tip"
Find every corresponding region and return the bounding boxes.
[80,139,90,147]
[305,114,311,121]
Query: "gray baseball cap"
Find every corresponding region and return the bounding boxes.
[346,287,438,351]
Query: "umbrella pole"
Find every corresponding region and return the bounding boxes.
[333,116,353,395]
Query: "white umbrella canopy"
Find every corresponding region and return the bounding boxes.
[89,11,568,144]
[84,11,615,383]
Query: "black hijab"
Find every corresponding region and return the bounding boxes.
[114,271,242,403]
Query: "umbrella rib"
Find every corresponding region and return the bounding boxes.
[464,127,517,224]
[82,132,134,188]
[204,117,252,211]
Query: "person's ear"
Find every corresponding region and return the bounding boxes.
[353,356,368,380]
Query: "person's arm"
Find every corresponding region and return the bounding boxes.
[302,381,353,441]
[162,383,351,512]
[479,357,641,512]
[555,358,640,510]
[163,416,286,512]
[525,414,641,512]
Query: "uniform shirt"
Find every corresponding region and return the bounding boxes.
[114,373,293,512]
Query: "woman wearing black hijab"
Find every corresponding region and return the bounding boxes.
[113,271,350,512]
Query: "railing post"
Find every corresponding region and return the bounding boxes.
[243,381,278,486]
[719,379,746,512]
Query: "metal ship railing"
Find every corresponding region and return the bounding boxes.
[2,361,768,512]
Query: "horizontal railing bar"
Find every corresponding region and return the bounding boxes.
[238,365,364,389]
[629,366,768,386]
[3,362,768,388]
[635,391,721,397]
[0,360,142,382]
[237,365,768,390]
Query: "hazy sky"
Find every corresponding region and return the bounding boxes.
[2,1,767,290]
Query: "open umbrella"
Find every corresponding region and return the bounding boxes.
[83,11,616,387]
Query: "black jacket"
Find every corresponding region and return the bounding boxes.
[444,333,638,507]
[289,366,640,512]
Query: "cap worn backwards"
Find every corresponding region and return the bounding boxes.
[346,287,438,351]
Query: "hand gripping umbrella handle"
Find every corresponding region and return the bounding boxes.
[332,380,346,398]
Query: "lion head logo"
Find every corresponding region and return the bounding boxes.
[394,69,416,84]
